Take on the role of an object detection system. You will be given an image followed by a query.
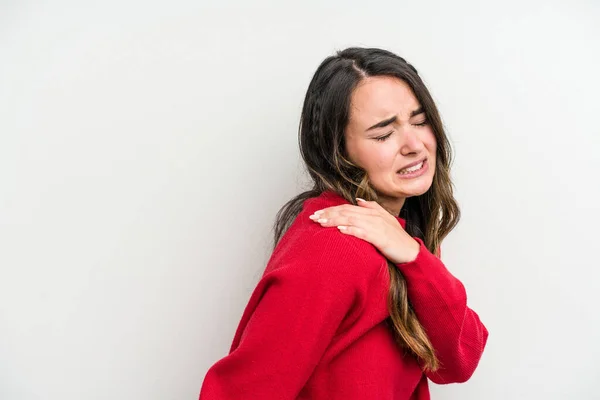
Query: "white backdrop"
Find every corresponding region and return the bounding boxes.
[1,1,599,399]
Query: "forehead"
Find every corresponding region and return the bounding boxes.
[349,76,420,125]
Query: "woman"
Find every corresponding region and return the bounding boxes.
[199,47,488,399]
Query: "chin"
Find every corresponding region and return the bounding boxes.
[376,186,429,201]
[394,175,434,196]
[399,186,431,198]
[374,173,434,199]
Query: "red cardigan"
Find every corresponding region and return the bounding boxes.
[200,191,488,399]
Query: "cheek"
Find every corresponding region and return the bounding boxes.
[424,130,438,170]
[347,141,390,171]
[424,130,437,154]
[365,144,396,172]
[378,147,398,169]
[425,127,437,145]
[344,136,360,165]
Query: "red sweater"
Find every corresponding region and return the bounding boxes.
[200,191,488,399]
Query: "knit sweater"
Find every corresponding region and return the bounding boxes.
[199,190,488,399]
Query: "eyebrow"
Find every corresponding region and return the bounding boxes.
[366,107,425,131]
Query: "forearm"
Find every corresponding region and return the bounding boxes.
[396,238,488,383]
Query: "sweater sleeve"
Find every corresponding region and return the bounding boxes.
[396,238,488,384]
[199,230,360,399]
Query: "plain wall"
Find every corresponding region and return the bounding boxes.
[1,1,599,399]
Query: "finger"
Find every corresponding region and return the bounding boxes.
[309,205,376,220]
[356,198,385,211]
[310,214,353,228]
[328,204,375,214]
[311,208,379,228]
[337,225,370,241]
[356,198,399,220]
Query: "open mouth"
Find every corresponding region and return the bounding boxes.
[397,159,426,175]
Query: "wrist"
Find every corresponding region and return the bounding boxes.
[404,238,420,263]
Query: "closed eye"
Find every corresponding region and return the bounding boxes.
[374,120,428,142]
[375,132,393,142]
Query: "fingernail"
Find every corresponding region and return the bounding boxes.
[317,218,327,223]
[356,198,366,202]
[313,210,324,216]
[337,225,347,230]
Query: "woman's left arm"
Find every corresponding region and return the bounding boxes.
[395,238,488,384]
[310,199,488,384]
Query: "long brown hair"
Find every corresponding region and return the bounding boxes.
[272,47,460,371]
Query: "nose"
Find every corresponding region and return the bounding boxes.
[399,127,425,156]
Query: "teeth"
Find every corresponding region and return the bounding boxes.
[399,161,423,174]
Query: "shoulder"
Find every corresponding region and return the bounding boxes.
[265,191,386,282]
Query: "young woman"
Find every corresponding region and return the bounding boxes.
[199,47,488,399]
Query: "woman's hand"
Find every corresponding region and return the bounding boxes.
[309,198,420,264]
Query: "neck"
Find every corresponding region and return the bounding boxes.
[378,195,406,217]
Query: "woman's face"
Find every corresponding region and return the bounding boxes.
[344,75,437,216]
